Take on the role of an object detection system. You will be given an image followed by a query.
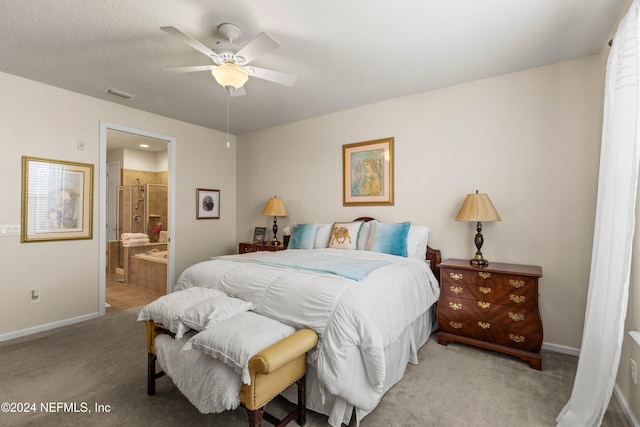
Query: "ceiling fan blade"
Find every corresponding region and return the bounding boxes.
[163,65,215,74]
[230,86,246,97]
[235,32,280,64]
[160,26,219,60]
[248,66,298,87]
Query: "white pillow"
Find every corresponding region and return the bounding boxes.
[328,221,363,250]
[314,224,333,248]
[183,311,296,385]
[357,220,372,250]
[177,295,254,337]
[137,287,226,335]
[407,225,430,259]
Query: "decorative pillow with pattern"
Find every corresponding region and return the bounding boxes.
[328,221,363,250]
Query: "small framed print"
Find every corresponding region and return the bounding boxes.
[196,188,220,219]
[252,226,266,243]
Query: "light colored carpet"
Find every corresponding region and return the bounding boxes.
[0,308,631,427]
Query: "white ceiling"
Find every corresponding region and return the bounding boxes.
[0,0,626,136]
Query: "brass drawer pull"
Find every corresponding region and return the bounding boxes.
[478,301,491,309]
[478,272,491,279]
[450,272,463,281]
[449,302,462,311]
[479,287,492,294]
[510,295,526,304]
[450,285,463,295]
[509,334,526,343]
[449,321,463,329]
[509,279,525,289]
[508,312,525,322]
[477,322,490,329]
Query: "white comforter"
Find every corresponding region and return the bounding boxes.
[174,248,440,414]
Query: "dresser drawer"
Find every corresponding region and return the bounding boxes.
[443,268,538,290]
[441,280,536,305]
[438,311,541,352]
[239,242,285,253]
[439,295,540,330]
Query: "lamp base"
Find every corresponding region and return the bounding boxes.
[270,239,280,246]
[470,254,489,268]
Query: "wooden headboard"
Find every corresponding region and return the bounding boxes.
[354,217,441,279]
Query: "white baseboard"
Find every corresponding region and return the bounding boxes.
[542,341,581,357]
[614,383,640,427]
[0,312,101,343]
[543,342,638,426]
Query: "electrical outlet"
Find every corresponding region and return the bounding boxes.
[631,358,637,385]
[31,290,40,304]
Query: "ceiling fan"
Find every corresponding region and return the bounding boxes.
[161,23,297,97]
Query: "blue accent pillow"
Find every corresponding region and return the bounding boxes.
[367,222,411,257]
[288,223,318,249]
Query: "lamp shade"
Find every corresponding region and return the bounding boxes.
[262,197,288,217]
[211,62,249,90]
[455,192,501,222]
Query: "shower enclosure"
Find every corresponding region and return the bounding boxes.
[117,181,168,242]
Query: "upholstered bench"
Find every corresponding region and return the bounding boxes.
[145,320,318,427]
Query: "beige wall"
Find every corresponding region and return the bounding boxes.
[0,71,237,337]
[237,55,604,350]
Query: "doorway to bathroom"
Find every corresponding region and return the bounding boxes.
[99,123,175,314]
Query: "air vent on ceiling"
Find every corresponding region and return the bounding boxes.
[105,87,138,100]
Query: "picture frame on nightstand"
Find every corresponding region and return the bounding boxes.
[252,227,266,243]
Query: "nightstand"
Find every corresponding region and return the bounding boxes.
[239,241,286,254]
[437,259,543,370]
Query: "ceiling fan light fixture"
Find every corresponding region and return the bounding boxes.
[212,62,248,91]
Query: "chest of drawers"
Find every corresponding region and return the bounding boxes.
[437,259,543,370]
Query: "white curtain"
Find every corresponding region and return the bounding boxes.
[556,1,640,426]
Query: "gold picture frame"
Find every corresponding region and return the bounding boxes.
[343,137,394,206]
[21,156,94,242]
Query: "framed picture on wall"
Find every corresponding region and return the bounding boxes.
[21,156,94,242]
[343,137,394,206]
[196,188,220,219]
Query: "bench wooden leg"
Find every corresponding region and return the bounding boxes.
[247,407,265,427]
[245,376,307,427]
[147,353,156,396]
[147,352,166,396]
[297,376,306,426]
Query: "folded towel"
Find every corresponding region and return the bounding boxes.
[122,238,151,247]
[121,233,149,240]
[126,237,149,243]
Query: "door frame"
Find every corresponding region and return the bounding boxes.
[98,121,176,315]
[106,160,120,242]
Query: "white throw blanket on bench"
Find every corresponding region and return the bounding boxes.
[155,333,242,413]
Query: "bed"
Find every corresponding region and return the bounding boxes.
[171,218,441,426]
